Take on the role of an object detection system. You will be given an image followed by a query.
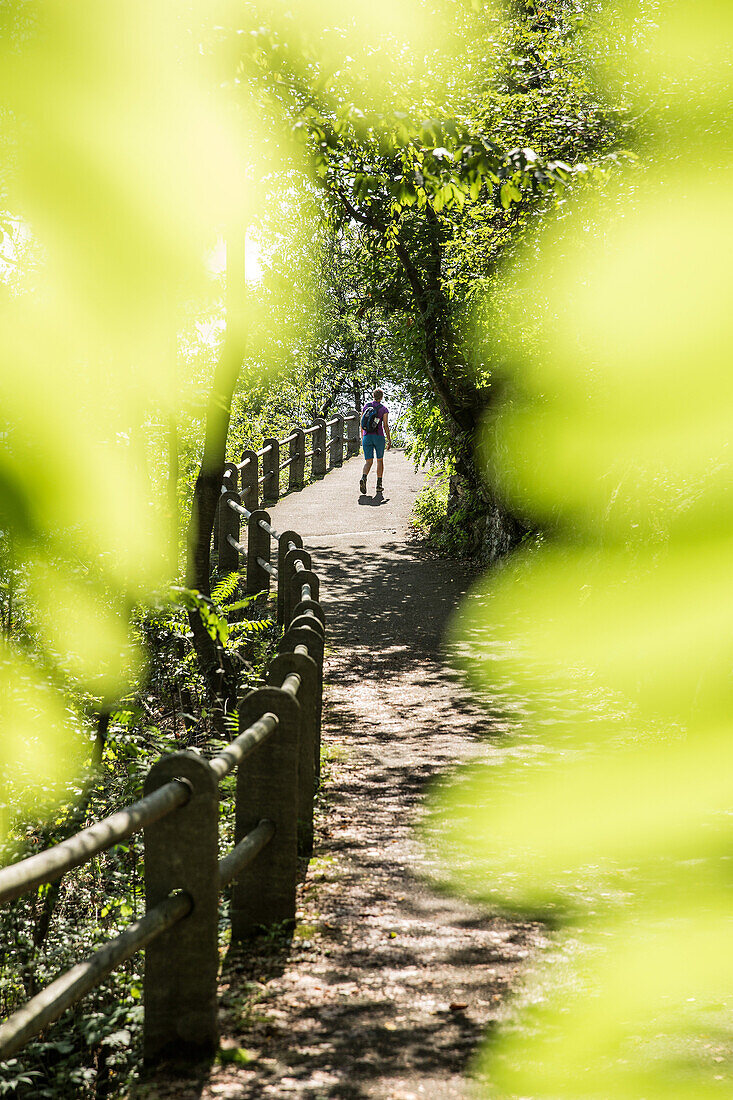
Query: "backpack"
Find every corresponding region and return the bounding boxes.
[361,403,383,434]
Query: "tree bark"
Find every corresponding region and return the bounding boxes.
[392,236,475,440]
[92,710,110,769]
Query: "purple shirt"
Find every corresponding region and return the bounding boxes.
[362,401,388,437]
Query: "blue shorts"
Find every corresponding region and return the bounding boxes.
[362,433,385,460]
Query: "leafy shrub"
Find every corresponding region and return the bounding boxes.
[412,472,485,558]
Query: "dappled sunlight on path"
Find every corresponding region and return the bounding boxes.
[144,453,542,1100]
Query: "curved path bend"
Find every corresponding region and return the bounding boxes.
[146,452,540,1100]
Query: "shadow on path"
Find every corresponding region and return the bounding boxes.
[138,454,541,1100]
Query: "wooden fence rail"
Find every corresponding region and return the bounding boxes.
[229,408,360,512]
[0,407,359,1064]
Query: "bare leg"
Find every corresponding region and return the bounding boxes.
[376,457,384,479]
[362,458,373,478]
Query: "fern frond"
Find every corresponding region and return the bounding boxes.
[211,572,241,604]
[229,617,274,636]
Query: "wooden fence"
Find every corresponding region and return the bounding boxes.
[0,408,361,1064]
[223,408,361,515]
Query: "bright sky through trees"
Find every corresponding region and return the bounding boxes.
[207,235,263,283]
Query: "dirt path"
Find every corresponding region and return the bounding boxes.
[143,453,541,1099]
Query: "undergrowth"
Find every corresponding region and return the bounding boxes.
[0,578,280,1099]
[412,472,479,558]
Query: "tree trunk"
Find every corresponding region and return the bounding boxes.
[166,413,179,568]
[393,242,475,437]
[333,186,521,553]
[395,213,524,552]
[185,232,247,718]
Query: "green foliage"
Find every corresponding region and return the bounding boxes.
[413,470,495,558]
[240,0,634,504]
[430,2,733,1096]
[216,1046,253,1066]
[403,403,456,468]
[0,0,280,827]
[171,582,270,650]
[412,477,458,549]
[0,734,151,1097]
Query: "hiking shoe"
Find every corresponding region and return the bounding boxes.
[376,479,383,492]
[359,476,367,495]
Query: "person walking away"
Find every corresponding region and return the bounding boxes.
[359,388,391,496]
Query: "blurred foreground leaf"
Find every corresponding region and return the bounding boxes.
[431,2,733,1095]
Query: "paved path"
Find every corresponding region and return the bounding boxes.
[144,453,540,1100]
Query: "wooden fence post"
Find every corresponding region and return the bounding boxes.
[262,437,280,504]
[289,568,319,621]
[268,650,319,856]
[329,414,344,468]
[283,547,312,626]
[289,612,325,639]
[280,624,324,785]
[222,461,239,495]
[346,410,360,457]
[214,463,239,558]
[277,531,302,625]
[240,448,258,512]
[311,418,327,478]
[231,688,301,939]
[288,428,305,491]
[246,509,272,598]
[217,491,241,575]
[143,752,219,1062]
[290,598,326,631]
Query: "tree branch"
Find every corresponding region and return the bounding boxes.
[333,186,385,232]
